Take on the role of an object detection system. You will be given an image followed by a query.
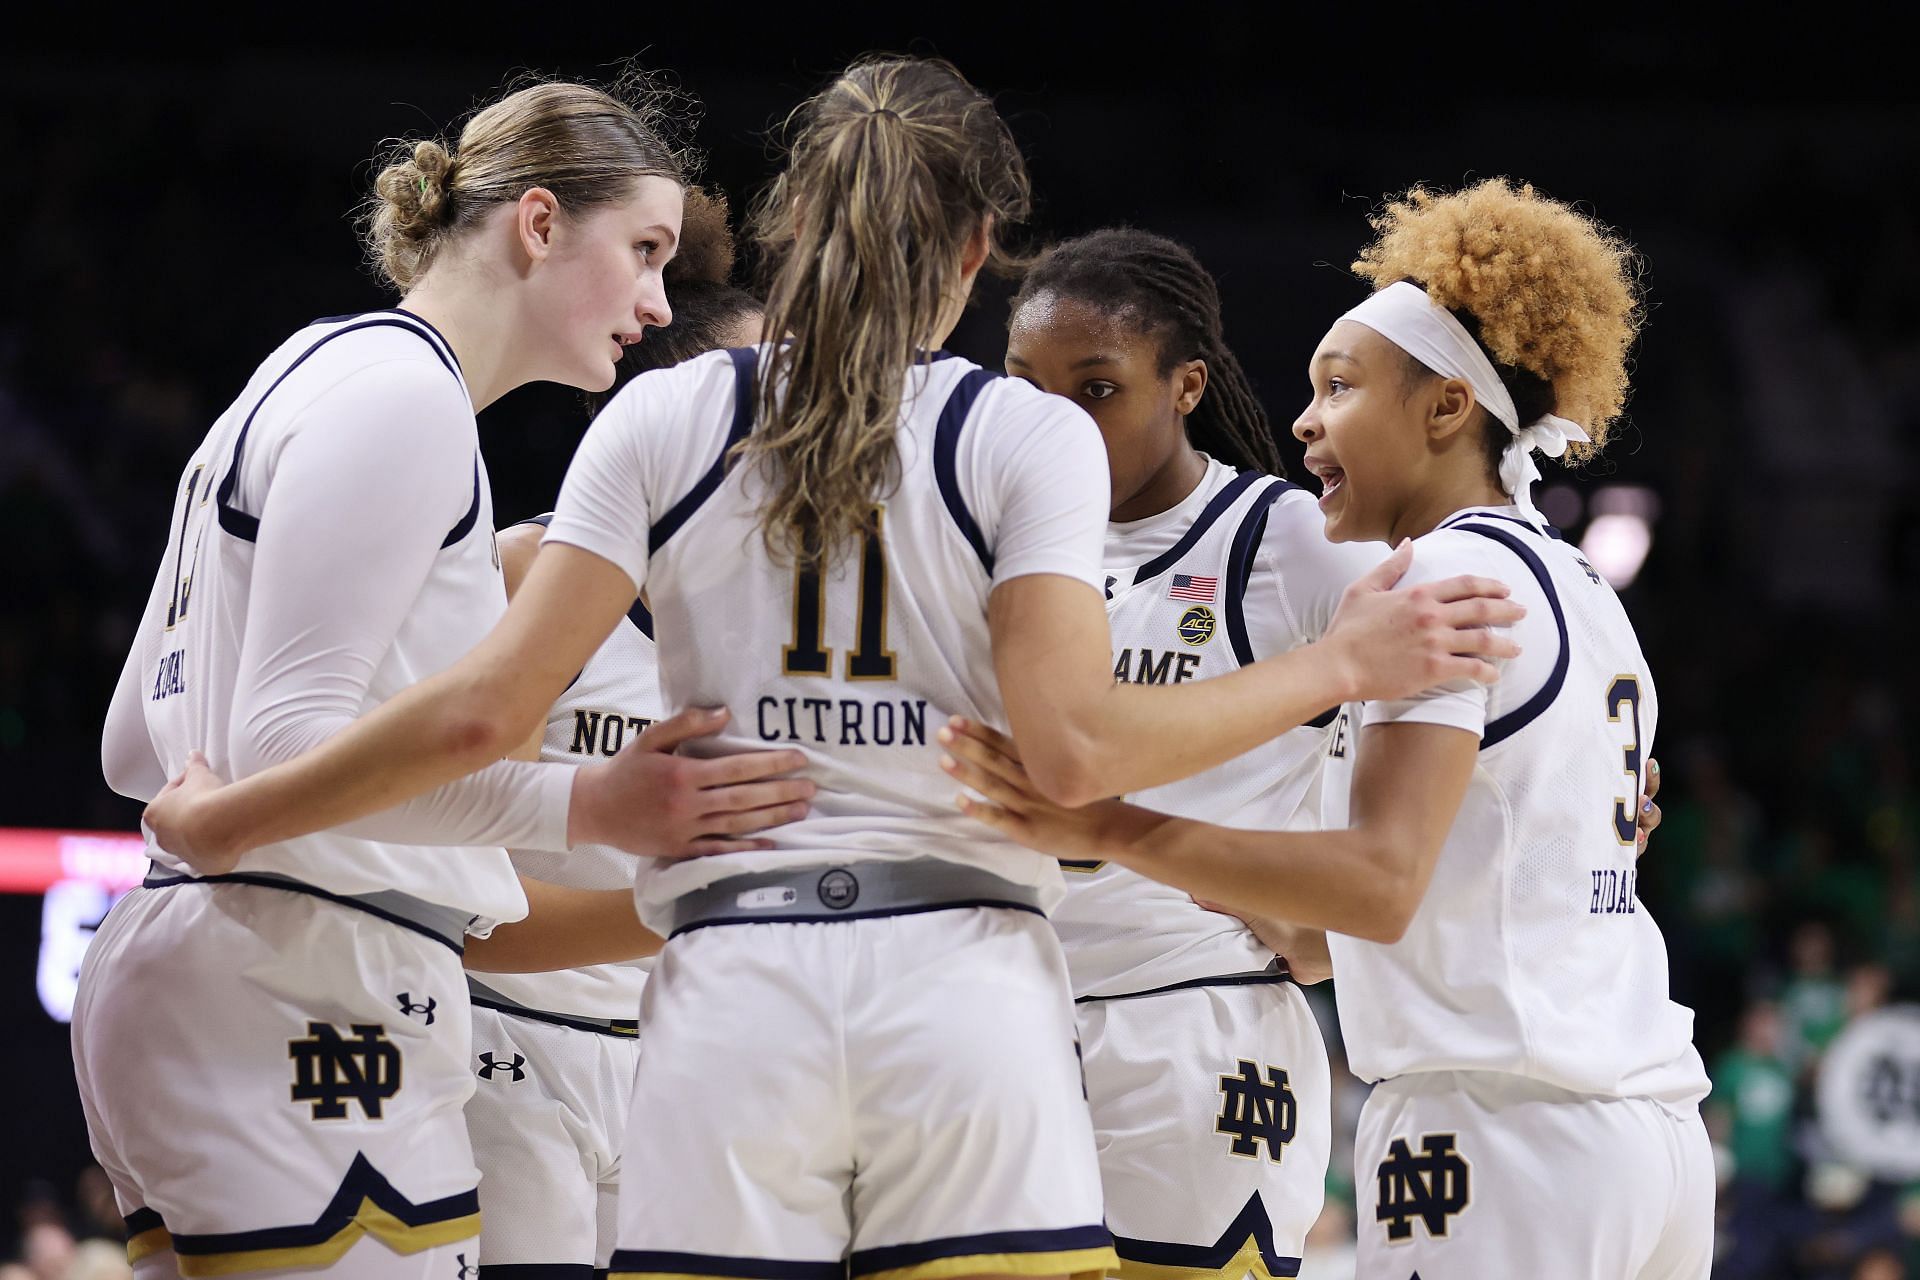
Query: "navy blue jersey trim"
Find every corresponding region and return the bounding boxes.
[649,347,758,554]
[480,1265,595,1279]
[1110,1191,1299,1276]
[1130,470,1264,585]
[1438,508,1563,540]
[932,368,1000,574]
[470,994,641,1038]
[515,512,651,636]
[139,870,465,955]
[217,316,463,543]
[850,1225,1112,1277]
[1222,478,1295,666]
[667,897,1045,940]
[1074,967,1294,1005]
[1452,522,1570,749]
[605,1250,841,1280]
[163,1154,476,1256]
[440,457,482,548]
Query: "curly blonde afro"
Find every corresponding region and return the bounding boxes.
[1351,178,1643,458]
[668,187,735,286]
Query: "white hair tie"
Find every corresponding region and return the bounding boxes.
[1341,281,1588,523]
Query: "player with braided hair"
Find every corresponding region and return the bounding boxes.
[952,182,1713,1279]
[1005,227,1382,1277]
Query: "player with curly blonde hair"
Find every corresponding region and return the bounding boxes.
[941,178,1714,1278]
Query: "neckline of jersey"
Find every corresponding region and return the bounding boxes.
[1103,456,1233,566]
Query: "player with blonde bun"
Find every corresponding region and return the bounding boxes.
[80,79,808,1280]
[463,185,765,1279]
[944,180,1714,1279]
[138,57,1533,1280]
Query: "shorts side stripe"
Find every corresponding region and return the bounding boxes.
[123,1209,170,1265]
[605,1252,844,1280]
[1109,1192,1300,1280]
[157,1154,479,1277]
[851,1225,1116,1280]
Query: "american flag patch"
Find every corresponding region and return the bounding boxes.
[1168,573,1218,601]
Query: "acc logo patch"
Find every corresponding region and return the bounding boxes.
[1176,605,1216,647]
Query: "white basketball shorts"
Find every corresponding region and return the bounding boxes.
[1076,974,1330,1280]
[1355,1070,1713,1279]
[608,905,1116,1280]
[466,998,640,1274]
[71,879,481,1277]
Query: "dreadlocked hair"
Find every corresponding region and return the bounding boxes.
[740,56,1032,566]
[587,187,761,413]
[1010,228,1285,478]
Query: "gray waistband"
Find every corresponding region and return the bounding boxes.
[667,859,1045,937]
[466,978,641,1038]
[142,866,471,954]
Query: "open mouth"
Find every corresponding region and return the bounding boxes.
[1304,456,1346,508]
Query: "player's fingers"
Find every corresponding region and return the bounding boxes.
[1435,656,1504,687]
[634,706,730,754]
[1638,798,1662,836]
[939,751,1033,813]
[1644,757,1662,801]
[694,800,813,837]
[1438,596,1527,630]
[681,836,777,857]
[943,716,1022,764]
[1427,574,1515,605]
[688,748,812,787]
[1447,627,1523,662]
[955,792,1025,837]
[940,729,1033,791]
[696,779,816,817]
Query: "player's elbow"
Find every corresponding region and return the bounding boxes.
[1021,733,1109,810]
[1343,834,1426,945]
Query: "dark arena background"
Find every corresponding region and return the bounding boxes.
[3,11,1917,1278]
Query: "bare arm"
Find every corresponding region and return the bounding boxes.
[463,877,663,973]
[145,543,813,867]
[987,543,1520,806]
[942,718,1476,944]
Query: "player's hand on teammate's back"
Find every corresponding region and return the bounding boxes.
[569,707,816,858]
[144,750,234,872]
[940,717,1154,862]
[1318,540,1526,701]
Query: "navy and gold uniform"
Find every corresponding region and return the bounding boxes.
[1059,458,1381,1279]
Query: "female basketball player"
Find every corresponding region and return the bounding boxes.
[945,180,1714,1279]
[80,82,810,1280]
[139,61,1525,1280]
[1004,228,1380,1277]
[462,186,766,1280]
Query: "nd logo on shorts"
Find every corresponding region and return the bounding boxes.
[1176,605,1216,646]
[287,1022,401,1120]
[1375,1133,1471,1242]
[1216,1059,1296,1161]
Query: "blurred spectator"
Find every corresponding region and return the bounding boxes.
[1781,923,1851,1077]
[1711,1001,1798,1196]
[18,1223,72,1280]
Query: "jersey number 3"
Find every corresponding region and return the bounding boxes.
[1606,676,1643,845]
[782,506,897,681]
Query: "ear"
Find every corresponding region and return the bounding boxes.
[958,215,994,280]
[515,187,562,266]
[1174,358,1209,416]
[1426,376,1479,443]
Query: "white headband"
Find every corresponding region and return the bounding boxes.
[1340,281,1588,519]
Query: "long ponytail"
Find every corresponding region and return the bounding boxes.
[739,57,1031,564]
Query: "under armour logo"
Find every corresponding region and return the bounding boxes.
[1103,575,1116,601]
[454,1252,479,1279]
[1573,553,1603,585]
[477,1051,526,1082]
[1216,1059,1297,1161]
[288,1023,402,1120]
[396,992,436,1025]
[1376,1133,1471,1241]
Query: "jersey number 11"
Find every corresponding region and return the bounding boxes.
[782,506,897,681]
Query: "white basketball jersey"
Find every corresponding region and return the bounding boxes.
[1054,461,1358,998]
[125,311,524,920]
[545,347,1111,935]
[479,517,667,1019]
[1326,507,1708,1105]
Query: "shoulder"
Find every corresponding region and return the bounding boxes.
[495,520,548,598]
[1405,525,1535,585]
[599,345,742,429]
